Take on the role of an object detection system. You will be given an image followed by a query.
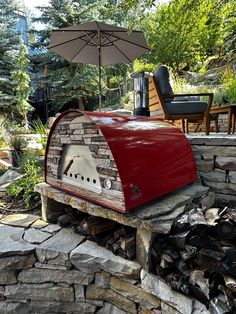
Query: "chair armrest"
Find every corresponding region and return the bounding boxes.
[171,93,214,97]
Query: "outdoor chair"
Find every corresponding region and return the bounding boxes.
[149,65,214,135]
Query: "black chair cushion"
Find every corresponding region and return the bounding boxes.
[173,96,200,101]
[165,101,208,115]
[153,66,208,115]
[154,66,174,99]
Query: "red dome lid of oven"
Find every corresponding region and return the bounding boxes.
[45,110,197,213]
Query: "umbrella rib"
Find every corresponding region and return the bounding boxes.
[83,31,98,46]
[101,33,119,46]
[69,42,88,63]
[103,31,150,51]
[70,32,98,62]
[102,33,132,63]
[49,32,96,50]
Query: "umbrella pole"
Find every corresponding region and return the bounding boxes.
[98,63,102,112]
[98,38,102,112]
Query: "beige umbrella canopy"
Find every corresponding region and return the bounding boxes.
[49,21,150,111]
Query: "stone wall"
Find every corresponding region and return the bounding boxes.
[0,213,208,314]
[173,113,228,133]
[188,134,236,207]
[215,113,230,133]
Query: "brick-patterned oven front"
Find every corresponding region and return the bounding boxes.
[46,111,124,211]
[45,110,197,212]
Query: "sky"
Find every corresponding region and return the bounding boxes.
[23,0,49,15]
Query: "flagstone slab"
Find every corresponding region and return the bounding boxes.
[0,301,30,314]
[0,170,22,192]
[23,228,52,244]
[0,224,36,257]
[97,302,127,314]
[41,224,62,233]
[0,270,17,284]
[36,228,85,267]
[0,254,35,270]
[86,284,136,313]
[0,214,39,228]
[34,262,69,271]
[31,219,49,229]
[187,134,236,146]
[141,270,193,314]
[71,240,141,279]
[4,283,74,302]
[18,268,93,285]
[30,300,96,314]
[132,194,190,220]
[36,183,208,234]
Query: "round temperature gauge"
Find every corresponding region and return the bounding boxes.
[104,179,112,190]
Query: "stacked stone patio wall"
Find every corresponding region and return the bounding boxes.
[188,134,236,207]
[0,214,208,314]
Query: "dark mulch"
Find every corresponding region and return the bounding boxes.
[0,195,41,217]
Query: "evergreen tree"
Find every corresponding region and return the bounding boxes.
[0,0,20,117]
[11,40,32,129]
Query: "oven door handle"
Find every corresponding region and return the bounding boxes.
[63,155,80,175]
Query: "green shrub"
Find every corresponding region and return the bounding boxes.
[133,59,157,72]
[0,138,7,149]
[0,117,8,148]
[9,135,27,151]
[170,71,214,101]
[30,119,48,152]
[109,76,122,88]
[6,155,43,207]
[0,168,7,176]
[221,67,236,104]
[120,93,131,106]
[103,95,120,108]
[213,88,230,106]
[170,73,188,93]
[0,200,5,210]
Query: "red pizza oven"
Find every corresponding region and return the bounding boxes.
[45,110,197,213]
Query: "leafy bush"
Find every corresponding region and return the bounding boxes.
[133,59,157,73]
[6,155,43,207]
[170,70,214,97]
[119,92,134,110]
[103,95,120,108]
[212,68,236,106]
[213,88,230,106]
[0,138,7,149]
[120,93,131,106]
[221,67,236,104]
[9,135,28,151]
[30,119,48,152]
[30,119,48,136]
[0,168,7,176]
[109,76,123,88]
[0,117,8,148]
[170,72,188,93]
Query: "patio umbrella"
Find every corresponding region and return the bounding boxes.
[48,21,150,111]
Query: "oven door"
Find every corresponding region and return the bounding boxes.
[58,144,102,193]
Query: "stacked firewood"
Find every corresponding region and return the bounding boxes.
[57,208,136,260]
[151,206,236,312]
